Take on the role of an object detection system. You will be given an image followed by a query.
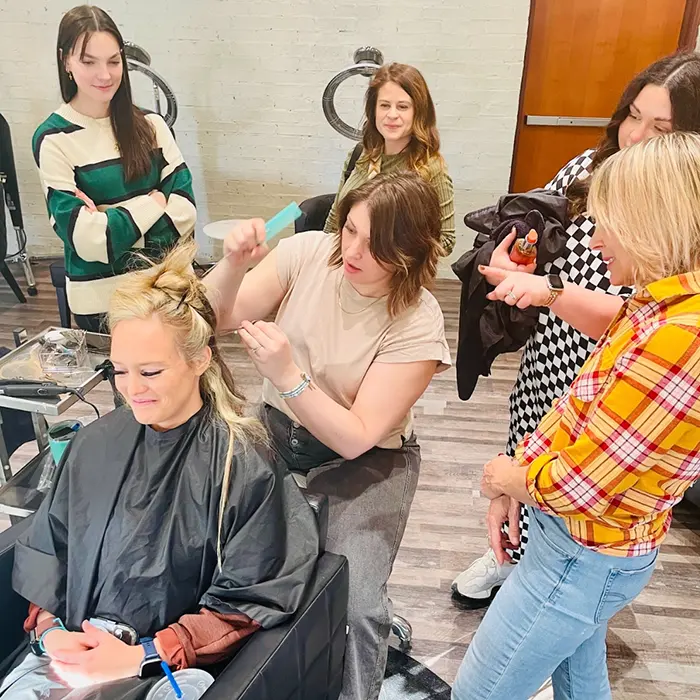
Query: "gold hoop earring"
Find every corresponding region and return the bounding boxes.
[67,71,73,81]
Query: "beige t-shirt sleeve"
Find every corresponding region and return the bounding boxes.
[275,230,330,292]
[375,294,452,371]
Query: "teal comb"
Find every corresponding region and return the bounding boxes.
[265,202,303,242]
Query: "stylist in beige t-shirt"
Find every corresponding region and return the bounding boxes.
[205,171,450,700]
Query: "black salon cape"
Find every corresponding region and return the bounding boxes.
[7,406,319,696]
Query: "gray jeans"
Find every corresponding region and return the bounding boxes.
[262,405,421,700]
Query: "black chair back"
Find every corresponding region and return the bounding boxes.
[295,194,335,233]
[0,517,33,675]
[0,112,24,230]
[295,143,363,234]
[0,180,6,262]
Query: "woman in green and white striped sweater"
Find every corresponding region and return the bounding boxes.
[33,5,196,332]
[324,62,455,255]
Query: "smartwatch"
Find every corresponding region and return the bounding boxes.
[138,637,163,679]
[88,617,138,646]
[543,274,565,307]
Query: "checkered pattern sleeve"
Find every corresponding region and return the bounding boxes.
[524,322,700,521]
[544,150,595,195]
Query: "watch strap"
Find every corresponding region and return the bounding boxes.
[37,618,67,654]
[543,275,564,307]
[138,637,163,679]
[140,637,159,661]
[543,289,559,307]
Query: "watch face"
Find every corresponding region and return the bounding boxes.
[547,274,565,291]
[113,625,138,646]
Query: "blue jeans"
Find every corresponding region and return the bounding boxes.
[452,508,658,700]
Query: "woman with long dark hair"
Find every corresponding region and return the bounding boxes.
[323,62,456,255]
[452,52,700,608]
[33,5,196,332]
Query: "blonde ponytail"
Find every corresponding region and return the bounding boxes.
[201,343,267,569]
[109,240,266,569]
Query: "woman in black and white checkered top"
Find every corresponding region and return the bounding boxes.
[452,52,700,609]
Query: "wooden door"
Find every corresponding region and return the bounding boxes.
[510,0,693,193]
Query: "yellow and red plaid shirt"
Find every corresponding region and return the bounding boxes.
[517,272,700,556]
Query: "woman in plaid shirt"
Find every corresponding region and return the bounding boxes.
[452,132,700,700]
[452,53,700,612]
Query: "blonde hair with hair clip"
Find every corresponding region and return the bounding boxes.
[108,240,266,569]
[588,131,700,288]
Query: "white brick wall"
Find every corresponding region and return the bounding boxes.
[0,0,529,276]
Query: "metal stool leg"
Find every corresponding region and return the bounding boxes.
[391,614,412,651]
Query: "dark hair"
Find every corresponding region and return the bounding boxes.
[57,5,156,182]
[361,63,443,174]
[329,171,442,317]
[568,52,700,216]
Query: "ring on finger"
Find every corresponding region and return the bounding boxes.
[506,291,518,302]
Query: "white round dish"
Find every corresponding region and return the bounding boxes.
[202,219,243,240]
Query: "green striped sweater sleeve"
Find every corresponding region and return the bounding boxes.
[149,115,196,237]
[34,133,165,264]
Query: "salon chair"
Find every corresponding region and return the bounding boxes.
[0,112,35,301]
[0,494,349,700]
[0,176,26,304]
[49,262,71,328]
[294,144,362,236]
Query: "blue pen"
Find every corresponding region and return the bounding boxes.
[264,202,303,242]
[161,661,183,699]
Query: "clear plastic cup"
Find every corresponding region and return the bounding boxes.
[146,669,215,700]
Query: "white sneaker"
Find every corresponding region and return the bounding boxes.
[451,548,515,610]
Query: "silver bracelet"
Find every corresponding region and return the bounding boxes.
[279,372,312,399]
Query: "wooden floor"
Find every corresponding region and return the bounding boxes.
[2,261,700,698]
